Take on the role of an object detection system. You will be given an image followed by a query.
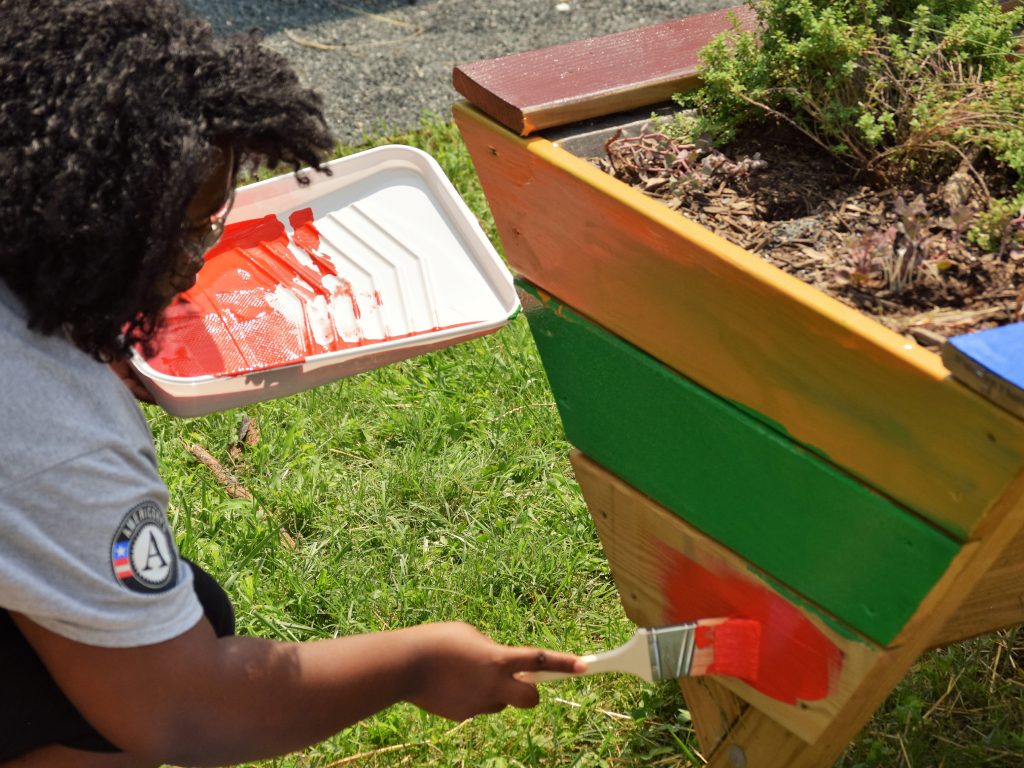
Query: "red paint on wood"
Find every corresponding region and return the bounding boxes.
[658,543,842,704]
[146,209,474,378]
[696,619,761,681]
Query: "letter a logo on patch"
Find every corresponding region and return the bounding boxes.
[110,502,178,593]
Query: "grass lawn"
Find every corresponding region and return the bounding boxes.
[149,118,1022,768]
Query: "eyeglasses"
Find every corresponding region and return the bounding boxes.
[179,187,235,274]
[182,187,235,252]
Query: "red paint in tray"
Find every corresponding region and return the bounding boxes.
[658,543,843,704]
[147,209,471,378]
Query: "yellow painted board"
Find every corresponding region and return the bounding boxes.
[455,101,1024,539]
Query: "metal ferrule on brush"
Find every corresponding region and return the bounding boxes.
[646,622,697,681]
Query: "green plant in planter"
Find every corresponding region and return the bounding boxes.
[673,0,1024,248]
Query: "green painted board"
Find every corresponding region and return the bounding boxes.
[519,281,960,645]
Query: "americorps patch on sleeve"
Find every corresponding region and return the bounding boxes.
[110,501,178,593]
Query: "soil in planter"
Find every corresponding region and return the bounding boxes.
[592,119,1023,349]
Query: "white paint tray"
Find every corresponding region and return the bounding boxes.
[132,145,518,417]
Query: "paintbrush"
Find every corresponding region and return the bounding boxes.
[521,618,761,683]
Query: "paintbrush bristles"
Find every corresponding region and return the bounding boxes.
[692,618,761,681]
[645,618,760,682]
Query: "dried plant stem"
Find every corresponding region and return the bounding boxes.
[185,442,299,550]
[186,443,253,501]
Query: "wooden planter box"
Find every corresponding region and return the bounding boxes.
[453,6,1024,767]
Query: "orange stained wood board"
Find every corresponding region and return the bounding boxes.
[454,102,1024,539]
[452,5,756,135]
[571,451,880,744]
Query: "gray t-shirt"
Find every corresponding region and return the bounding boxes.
[0,281,202,647]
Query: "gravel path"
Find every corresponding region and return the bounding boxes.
[185,0,736,145]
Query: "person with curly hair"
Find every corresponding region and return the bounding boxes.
[0,1,582,765]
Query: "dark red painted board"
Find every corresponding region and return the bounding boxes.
[452,5,757,135]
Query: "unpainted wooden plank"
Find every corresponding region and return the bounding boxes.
[571,451,882,744]
[678,679,749,757]
[452,5,756,135]
[931,523,1024,646]
[931,561,1024,646]
[453,102,1024,538]
[551,453,749,755]
[704,707,808,768]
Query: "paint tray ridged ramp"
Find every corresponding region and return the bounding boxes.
[132,146,518,417]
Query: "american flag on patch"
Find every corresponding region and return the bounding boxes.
[112,541,132,580]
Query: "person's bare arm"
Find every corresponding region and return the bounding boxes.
[12,613,582,767]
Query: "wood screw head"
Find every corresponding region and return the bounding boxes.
[728,745,747,768]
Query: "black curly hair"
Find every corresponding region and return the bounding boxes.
[0,0,336,360]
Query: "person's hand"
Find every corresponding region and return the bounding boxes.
[108,359,156,403]
[402,622,584,721]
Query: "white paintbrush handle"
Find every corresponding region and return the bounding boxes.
[518,653,600,683]
[519,633,653,683]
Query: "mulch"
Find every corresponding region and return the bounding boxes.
[593,120,1023,349]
